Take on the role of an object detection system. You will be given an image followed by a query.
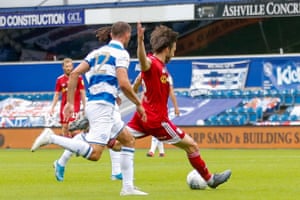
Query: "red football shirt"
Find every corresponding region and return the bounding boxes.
[55,74,84,113]
[141,54,170,128]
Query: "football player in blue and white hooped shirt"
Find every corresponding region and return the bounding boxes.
[32,21,148,196]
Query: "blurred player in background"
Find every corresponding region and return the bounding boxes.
[49,58,86,137]
[133,72,180,157]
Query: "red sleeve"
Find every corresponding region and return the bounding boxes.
[54,78,61,92]
[77,76,85,90]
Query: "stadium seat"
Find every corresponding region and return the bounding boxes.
[0,94,10,100]
[233,115,247,125]
[217,115,228,125]
[263,89,271,97]
[226,115,235,125]
[247,107,258,123]
[231,89,242,99]
[288,114,298,121]
[294,89,300,104]
[214,90,225,98]
[270,89,281,98]
[252,90,263,98]
[256,106,264,121]
[205,115,218,126]
[279,114,289,122]
[268,114,280,122]
[281,89,294,105]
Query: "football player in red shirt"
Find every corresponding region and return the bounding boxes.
[126,22,231,189]
[50,58,86,137]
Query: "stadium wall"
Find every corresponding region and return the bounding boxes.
[1,126,300,149]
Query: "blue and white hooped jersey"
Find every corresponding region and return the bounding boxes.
[84,40,130,105]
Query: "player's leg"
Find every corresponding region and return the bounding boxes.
[109,149,122,180]
[147,136,158,157]
[31,127,96,158]
[157,140,165,157]
[109,106,123,180]
[53,117,91,181]
[32,104,110,161]
[53,131,86,181]
[174,133,231,188]
[173,133,213,180]
[61,123,71,137]
[116,127,147,196]
[159,120,231,189]
[60,111,71,137]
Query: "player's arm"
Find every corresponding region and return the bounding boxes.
[168,75,180,116]
[78,77,86,113]
[64,61,89,120]
[132,73,142,93]
[137,22,151,72]
[67,61,89,104]
[117,67,146,122]
[117,68,141,106]
[169,85,180,116]
[50,92,59,115]
[80,88,86,113]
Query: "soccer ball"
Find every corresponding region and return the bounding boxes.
[186,169,207,190]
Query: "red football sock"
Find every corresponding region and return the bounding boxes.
[187,151,212,181]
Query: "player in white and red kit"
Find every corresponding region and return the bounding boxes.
[50,58,86,137]
[126,22,232,189]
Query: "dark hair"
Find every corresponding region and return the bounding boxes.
[95,26,112,44]
[150,25,178,54]
[111,21,131,38]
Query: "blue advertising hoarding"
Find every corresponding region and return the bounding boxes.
[1,54,300,93]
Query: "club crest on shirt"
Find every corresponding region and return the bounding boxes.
[160,75,168,84]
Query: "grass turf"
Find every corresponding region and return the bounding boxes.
[0,148,299,200]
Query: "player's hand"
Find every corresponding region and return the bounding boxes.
[116,96,122,106]
[175,107,180,116]
[63,102,74,121]
[137,22,145,41]
[136,104,147,122]
[49,108,54,116]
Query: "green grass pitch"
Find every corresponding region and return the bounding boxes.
[0,148,300,200]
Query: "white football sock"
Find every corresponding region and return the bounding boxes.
[57,150,73,167]
[58,132,86,166]
[109,149,121,175]
[120,146,135,189]
[149,136,158,153]
[50,134,92,159]
[157,141,165,154]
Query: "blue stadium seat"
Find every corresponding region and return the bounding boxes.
[288,114,298,121]
[214,90,225,98]
[0,94,10,100]
[231,89,242,98]
[226,115,235,125]
[247,107,257,123]
[263,89,271,97]
[279,114,289,122]
[217,115,228,125]
[252,90,263,98]
[268,114,280,122]
[256,106,263,121]
[281,89,294,105]
[270,89,281,98]
[233,115,247,125]
[294,89,300,104]
[205,115,218,126]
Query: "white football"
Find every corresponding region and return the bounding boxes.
[186,169,208,190]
